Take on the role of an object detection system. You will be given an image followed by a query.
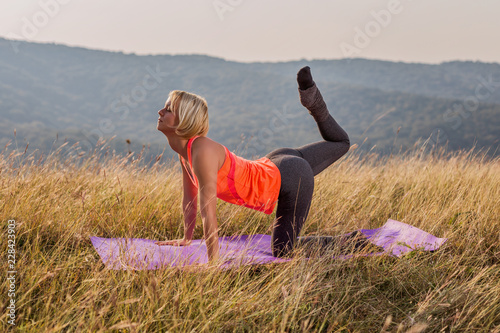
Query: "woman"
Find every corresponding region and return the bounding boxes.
[155,66,350,263]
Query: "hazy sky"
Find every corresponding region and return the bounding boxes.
[1,0,499,64]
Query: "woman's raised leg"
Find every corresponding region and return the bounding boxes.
[296,66,350,176]
[264,66,351,257]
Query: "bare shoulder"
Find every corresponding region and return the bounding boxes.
[191,136,226,170]
[192,136,220,151]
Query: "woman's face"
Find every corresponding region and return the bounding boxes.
[157,98,179,133]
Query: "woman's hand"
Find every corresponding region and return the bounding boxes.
[155,238,192,246]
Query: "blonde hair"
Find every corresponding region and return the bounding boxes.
[168,90,209,139]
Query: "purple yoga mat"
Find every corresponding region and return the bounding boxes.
[90,219,447,270]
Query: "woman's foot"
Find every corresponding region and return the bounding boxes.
[297,66,315,90]
[296,66,330,122]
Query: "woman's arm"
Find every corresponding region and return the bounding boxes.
[155,155,198,246]
[191,141,220,263]
[181,155,198,242]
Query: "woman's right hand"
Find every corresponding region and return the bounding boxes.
[155,238,192,246]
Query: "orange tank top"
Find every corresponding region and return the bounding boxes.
[180,135,281,215]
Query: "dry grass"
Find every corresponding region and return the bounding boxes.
[1,138,499,332]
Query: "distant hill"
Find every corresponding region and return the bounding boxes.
[0,37,499,161]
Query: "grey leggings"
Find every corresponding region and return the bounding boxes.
[265,112,350,258]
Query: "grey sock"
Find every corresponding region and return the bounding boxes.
[298,84,330,123]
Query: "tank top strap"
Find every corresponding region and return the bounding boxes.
[187,135,201,167]
[180,135,201,187]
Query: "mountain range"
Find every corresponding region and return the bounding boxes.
[1,37,499,162]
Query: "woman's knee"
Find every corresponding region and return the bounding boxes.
[322,139,350,160]
[339,139,350,156]
[272,243,293,258]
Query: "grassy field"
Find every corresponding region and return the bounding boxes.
[1,139,499,332]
